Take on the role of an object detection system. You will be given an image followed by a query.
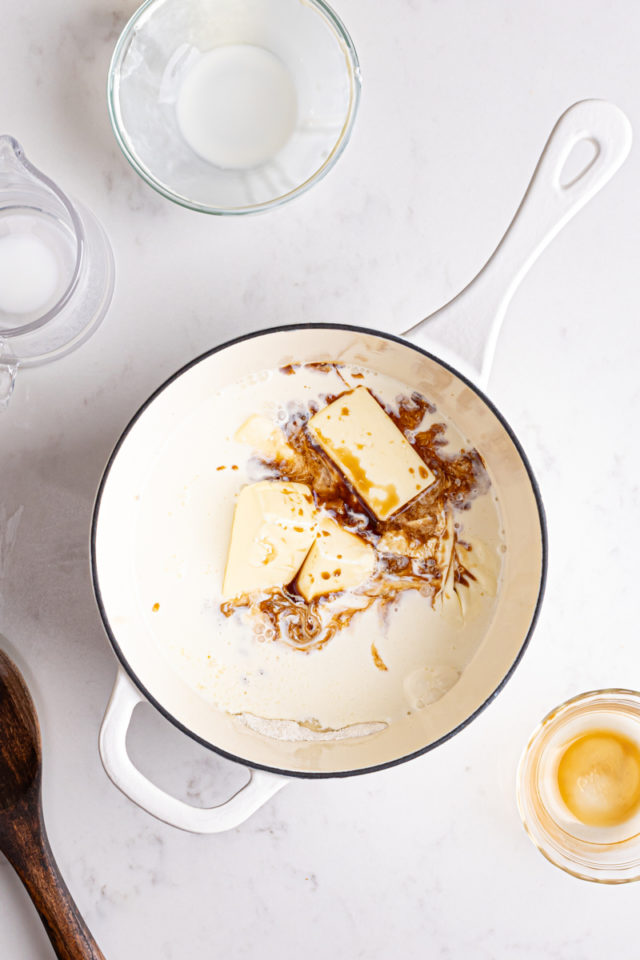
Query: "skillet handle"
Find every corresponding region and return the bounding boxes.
[403,99,632,387]
[99,669,287,833]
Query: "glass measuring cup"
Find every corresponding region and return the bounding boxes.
[0,136,115,405]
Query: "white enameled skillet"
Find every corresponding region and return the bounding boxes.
[92,101,631,832]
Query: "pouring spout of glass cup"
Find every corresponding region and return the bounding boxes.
[403,100,632,389]
[0,136,115,401]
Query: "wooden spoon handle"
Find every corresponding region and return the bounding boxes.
[6,816,105,960]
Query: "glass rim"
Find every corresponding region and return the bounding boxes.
[106,0,362,216]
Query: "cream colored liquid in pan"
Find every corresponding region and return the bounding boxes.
[133,363,504,737]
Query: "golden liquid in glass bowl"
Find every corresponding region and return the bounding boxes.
[556,729,640,828]
[517,691,640,883]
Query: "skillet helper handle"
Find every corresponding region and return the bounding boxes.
[5,813,106,960]
[99,669,287,833]
[404,99,632,387]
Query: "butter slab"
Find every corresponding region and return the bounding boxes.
[296,516,375,601]
[235,414,296,463]
[307,386,435,521]
[222,481,316,600]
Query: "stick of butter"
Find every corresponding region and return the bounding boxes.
[307,386,435,521]
[235,415,296,463]
[296,517,375,601]
[222,481,316,600]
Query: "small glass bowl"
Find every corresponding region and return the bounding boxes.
[517,689,640,883]
[107,0,361,215]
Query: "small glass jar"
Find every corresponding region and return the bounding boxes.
[517,689,640,883]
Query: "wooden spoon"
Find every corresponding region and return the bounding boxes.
[0,648,106,959]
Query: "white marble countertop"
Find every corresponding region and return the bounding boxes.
[1,1,639,957]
